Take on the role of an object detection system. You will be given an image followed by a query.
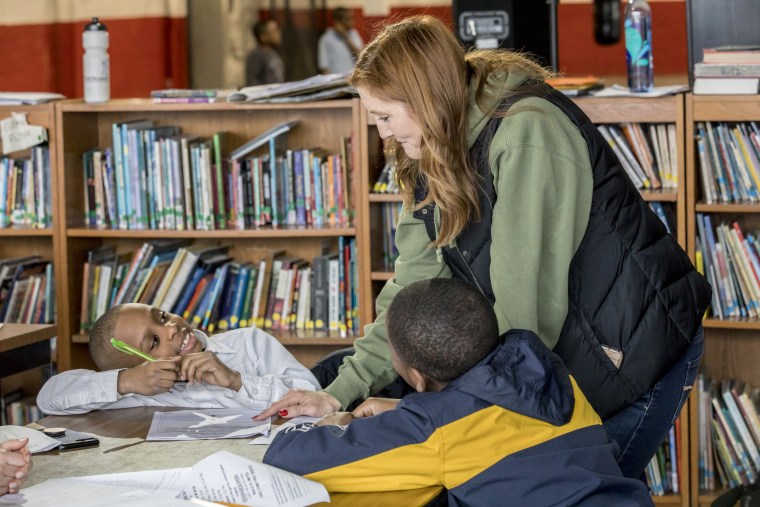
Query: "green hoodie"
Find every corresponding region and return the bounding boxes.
[324,71,594,409]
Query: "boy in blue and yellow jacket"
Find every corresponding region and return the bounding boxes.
[263,278,653,506]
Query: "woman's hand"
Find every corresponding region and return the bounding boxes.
[352,397,400,418]
[179,351,242,391]
[117,358,181,396]
[316,411,355,427]
[253,390,341,421]
[0,438,31,496]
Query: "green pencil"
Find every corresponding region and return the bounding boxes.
[110,337,156,362]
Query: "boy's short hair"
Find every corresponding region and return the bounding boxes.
[89,304,125,370]
[386,278,500,382]
[333,7,351,24]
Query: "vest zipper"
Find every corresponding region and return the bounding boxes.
[455,244,487,299]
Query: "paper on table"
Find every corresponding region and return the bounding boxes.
[250,416,320,445]
[0,425,59,453]
[2,478,193,507]
[179,450,329,507]
[0,92,66,105]
[71,467,192,497]
[147,409,270,441]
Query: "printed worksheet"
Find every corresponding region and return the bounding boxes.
[179,451,329,507]
[147,409,270,441]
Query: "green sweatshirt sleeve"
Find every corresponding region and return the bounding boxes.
[324,204,453,408]
[488,98,593,350]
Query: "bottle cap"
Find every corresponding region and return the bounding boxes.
[84,17,107,31]
[42,427,66,438]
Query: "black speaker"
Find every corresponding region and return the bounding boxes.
[686,0,760,85]
[453,0,557,69]
[594,0,621,45]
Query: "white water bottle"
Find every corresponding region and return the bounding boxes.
[83,17,110,103]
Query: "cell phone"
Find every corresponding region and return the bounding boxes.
[59,436,100,451]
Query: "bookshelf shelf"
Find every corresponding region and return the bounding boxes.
[0,227,54,237]
[694,202,760,213]
[60,98,356,113]
[652,495,684,505]
[702,317,760,330]
[368,193,402,203]
[640,189,678,202]
[67,226,357,239]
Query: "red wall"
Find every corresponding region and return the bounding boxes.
[0,17,187,98]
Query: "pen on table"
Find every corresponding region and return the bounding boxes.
[110,337,156,362]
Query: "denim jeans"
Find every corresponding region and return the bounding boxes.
[603,327,705,479]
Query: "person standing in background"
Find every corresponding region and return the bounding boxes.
[245,19,285,86]
[318,7,364,75]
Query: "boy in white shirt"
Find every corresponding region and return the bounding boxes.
[37,303,319,415]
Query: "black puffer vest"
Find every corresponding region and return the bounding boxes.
[413,86,712,418]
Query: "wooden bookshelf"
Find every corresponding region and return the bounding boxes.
[52,98,371,370]
[0,103,61,331]
[686,93,760,506]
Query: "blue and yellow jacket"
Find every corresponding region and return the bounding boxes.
[264,330,653,506]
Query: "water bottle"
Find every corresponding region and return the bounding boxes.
[624,0,654,92]
[83,17,110,103]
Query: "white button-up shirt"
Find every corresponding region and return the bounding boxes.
[37,327,320,415]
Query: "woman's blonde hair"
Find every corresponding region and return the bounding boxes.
[350,15,551,247]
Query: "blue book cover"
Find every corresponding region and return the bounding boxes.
[269,139,279,227]
[312,152,324,226]
[201,263,229,330]
[173,265,204,315]
[293,149,306,226]
[228,264,250,330]
[216,263,241,331]
[111,122,127,229]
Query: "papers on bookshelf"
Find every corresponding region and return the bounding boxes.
[693,77,760,95]
[0,92,65,105]
[16,451,329,507]
[228,73,351,103]
[147,409,270,441]
[591,84,690,98]
[0,112,48,154]
[546,75,604,97]
[229,120,299,160]
[150,89,233,104]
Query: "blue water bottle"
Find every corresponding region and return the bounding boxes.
[624,0,654,92]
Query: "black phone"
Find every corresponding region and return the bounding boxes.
[59,436,100,451]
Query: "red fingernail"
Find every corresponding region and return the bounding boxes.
[279,409,288,417]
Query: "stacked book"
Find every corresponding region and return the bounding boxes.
[0,255,55,324]
[0,146,52,229]
[645,421,682,496]
[694,46,760,95]
[79,238,360,337]
[380,202,402,271]
[695,121,760,203]
[82,121,352,230]
[696,374,760,490]
[372,153,399,194]
[150,89,227,104]
[695,215,760,320]
[597,122,678,190]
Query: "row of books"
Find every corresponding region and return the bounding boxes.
[0,146,52,228]
[380,202,402,271]
[0,256,55,324]
[696,375,760,490]
[597,123,678,190]
[646,421,682,496]
[693,46,760,95]
[695,121,760,203]
[372,154,399,194]
[79,238,360,336]
[695,214,760,319]
[84,120,353,231]
[0,390,41,425]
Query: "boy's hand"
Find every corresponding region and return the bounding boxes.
[179,351,242,391]
[117,358,180,396]
[352,397,400,418]
[316,411,354,427]
[0,438,31,496]
[254,390,341,421]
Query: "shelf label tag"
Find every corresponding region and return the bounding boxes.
[0,112,48,154]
